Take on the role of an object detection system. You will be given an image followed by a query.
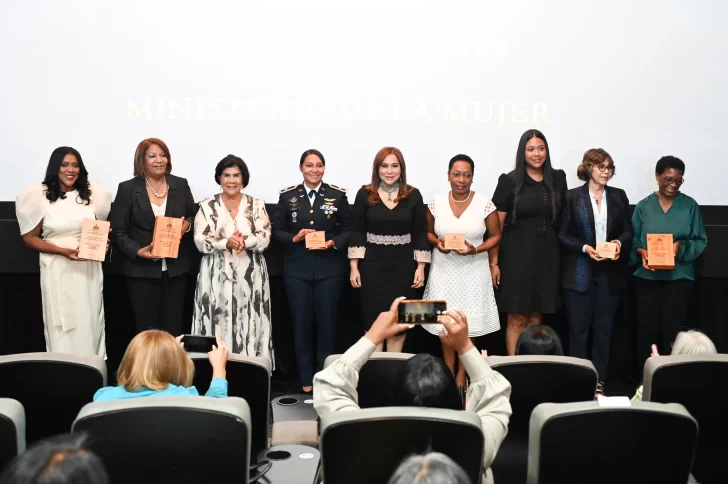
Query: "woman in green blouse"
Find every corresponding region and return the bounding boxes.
[631,156,707,366]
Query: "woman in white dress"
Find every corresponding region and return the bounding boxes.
[191,155,273,367]
[16,147,111,357]
[423,154,502,387]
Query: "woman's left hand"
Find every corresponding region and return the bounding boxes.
[610,240,621,260]
[309,240,335,251]
[674,241,681,256]
[456,240,476,256]
[412,266,425,288]
[365,297,413,346]
[180,217,190,238]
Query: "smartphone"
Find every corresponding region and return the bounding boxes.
[397,300,447,324]
[181,335,217,353]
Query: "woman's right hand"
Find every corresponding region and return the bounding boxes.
[436,239,451,254]
[637,248,654,271]
[58,247,81,261]
[226,233,243,252]
[585,245,604,262]
[350,267,362,288]
[136,244,160,260]
[438,309,474,355]
[292,228,315,243]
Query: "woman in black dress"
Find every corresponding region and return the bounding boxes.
[490,129,567,355]
[349,147,430,352]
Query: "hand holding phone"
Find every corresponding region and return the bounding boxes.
[180,334,217,353]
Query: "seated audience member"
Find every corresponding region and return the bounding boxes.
[633,330,717,402]
[94,331,228,401]
[0,433,108,484]
[313,298,512,480]
[515,325,564,356]
[388,452,472,484]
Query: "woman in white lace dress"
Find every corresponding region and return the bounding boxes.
[191,155,273,366]
[423,155,502,387]
[16,147,111,357]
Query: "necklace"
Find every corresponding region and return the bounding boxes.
[590,187,604,199]
[450,191,472,203]
[222,195,242,214]
[145,176,167,198]
[379,181,400,202]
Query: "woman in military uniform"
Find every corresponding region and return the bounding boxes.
[272,149,353,392]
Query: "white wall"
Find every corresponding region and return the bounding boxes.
[1,0,725,204]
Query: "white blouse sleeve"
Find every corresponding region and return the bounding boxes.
[90,184,112,221]
[428,197,437,218]
[484,198,496,219]
[15,184,50,235]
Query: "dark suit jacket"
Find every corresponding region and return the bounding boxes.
[558,183,632,292]
[109,175,197,278]
[272,182,352,280]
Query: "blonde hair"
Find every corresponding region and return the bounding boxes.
[116,330,194,391]
[671,330,717,356]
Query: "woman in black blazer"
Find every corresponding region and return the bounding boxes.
[109,138,197,335]
[557,149,632,394]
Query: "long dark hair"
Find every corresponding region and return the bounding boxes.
[510,129,559,223]
[390,354,462,410]
[42,147,92,205]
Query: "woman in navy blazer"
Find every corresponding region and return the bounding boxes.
[109,138,197,336]
[558,149,632,395]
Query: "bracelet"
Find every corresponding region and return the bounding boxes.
[473,247,478,255]
[489,263,498,266]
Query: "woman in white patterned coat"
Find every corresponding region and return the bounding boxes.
[192,155,273,366]
[423,155,502,388]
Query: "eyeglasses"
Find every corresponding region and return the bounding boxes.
[663,176,684,186]
[596,164,615,173]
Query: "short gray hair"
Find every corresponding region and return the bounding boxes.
[671,330,717,356]
[387,452,472,484]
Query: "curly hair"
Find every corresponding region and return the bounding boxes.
[576,148,614,182]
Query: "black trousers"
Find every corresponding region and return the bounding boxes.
[634,277,694,368]
[125,273,187,336]
[562,271,621,381]
[284,275,343,387]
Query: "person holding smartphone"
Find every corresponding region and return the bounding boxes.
[313,297,512,483]
[422,154,502,388]
[94,331,229,401]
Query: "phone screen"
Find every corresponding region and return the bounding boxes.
[397,300,447,324]
[181,335,217,353]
